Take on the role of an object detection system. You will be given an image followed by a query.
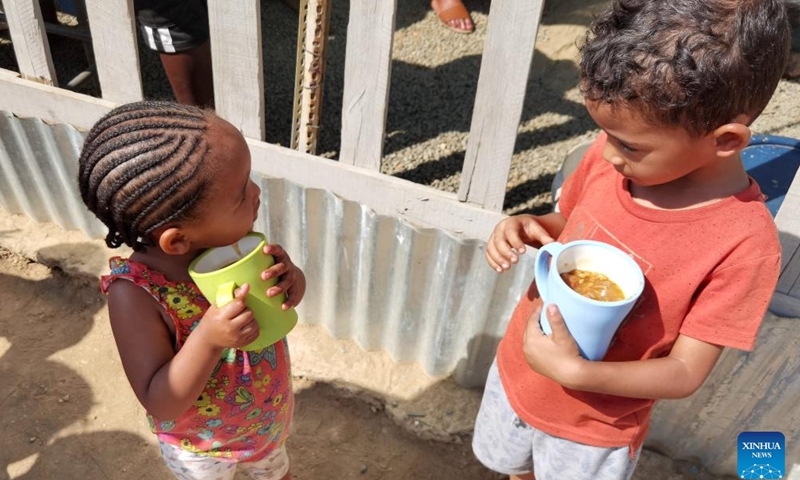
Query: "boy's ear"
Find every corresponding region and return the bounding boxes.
[157,227,193,255]
[713,122,751,158]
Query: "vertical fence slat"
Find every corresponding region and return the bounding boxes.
[207,0,265,141]
[457,0,545,211]
[339,0,397,170]
[3,0,57,86]
[84,0,143,103]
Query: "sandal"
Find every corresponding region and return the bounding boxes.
[431,0,475,34]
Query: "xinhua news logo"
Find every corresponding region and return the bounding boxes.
[737,431,785,479]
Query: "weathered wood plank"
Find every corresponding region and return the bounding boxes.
[0,69,114,130]
[0,71,503,240]
[339,0,397,170]
[3,0,57,86]
[207,0,265,141]
[457,0,545,211]
[84,0,143,103]
[774,166,800,302]
[250,139,503,241]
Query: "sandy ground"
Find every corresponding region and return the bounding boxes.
[0,240,733,480]
[0,246,502,480]
[0,205,740,480]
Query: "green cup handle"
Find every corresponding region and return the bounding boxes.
[215,281,238,308]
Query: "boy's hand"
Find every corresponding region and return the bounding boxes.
[486,215,556,273]
[523,304,585,388]
[262,244,307,310]
[195,284,260,349]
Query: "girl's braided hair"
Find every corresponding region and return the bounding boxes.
[78,101,213,251]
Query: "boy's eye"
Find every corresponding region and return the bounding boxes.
[619,141,637,153]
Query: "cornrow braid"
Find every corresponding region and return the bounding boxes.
[78,101,212,251]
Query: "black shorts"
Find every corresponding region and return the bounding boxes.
[134,0,209,53]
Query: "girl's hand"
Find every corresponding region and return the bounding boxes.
[522,304,585,388]
[486,214,556,273]
[262,244,307,310]
[196,284,260,349]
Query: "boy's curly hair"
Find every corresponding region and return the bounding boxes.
[78,101,212,251]
[580,0,791,136]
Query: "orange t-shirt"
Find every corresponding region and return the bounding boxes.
[496,133,780,453]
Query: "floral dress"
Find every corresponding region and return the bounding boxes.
[100,257,293,462]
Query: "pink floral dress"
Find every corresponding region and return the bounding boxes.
[100,257,293,462]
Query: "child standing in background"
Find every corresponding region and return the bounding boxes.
[78,101,306,480]
[472,0,790,479]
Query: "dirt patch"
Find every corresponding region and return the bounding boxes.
[0,243,734,480]
[0,247,502,480]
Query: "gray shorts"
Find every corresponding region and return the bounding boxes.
[472,360,640,480]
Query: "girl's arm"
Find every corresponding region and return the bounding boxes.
[523,304,723,399]
[107,281,256,419]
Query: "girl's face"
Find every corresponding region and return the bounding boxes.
[185,117,261,250]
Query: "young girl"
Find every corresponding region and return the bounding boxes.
[78,101,306,480]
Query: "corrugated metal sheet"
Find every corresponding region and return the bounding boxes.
[0,111,533,387]
[254,175,535,386]
[2,112,798,475]
[0,112,106,237]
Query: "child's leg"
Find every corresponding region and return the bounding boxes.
[239,444,290,480]
[511,474,536,480]
[158,439,236,480]
[472,359,537,476]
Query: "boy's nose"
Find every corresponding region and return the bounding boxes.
[602,144,626,167]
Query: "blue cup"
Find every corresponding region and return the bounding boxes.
[535,240,645,360]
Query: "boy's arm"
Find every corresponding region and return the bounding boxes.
[524,304,723,399]
[486,212,567,272]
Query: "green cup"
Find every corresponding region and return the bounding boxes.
[188,232,298,351]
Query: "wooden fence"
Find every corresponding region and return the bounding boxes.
[0,0,548,243]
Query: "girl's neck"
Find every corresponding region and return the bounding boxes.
[130,247,200,284]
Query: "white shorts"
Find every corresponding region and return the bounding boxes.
[158,439,289,480]
[472,359,641,480]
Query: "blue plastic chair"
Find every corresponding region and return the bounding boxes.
[742,134,800,217]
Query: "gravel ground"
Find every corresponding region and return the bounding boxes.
[2,0,800,217]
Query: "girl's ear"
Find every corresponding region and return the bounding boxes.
[714,122,751,158]
[157,227,192,255]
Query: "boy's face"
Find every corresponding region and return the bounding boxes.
[586,101,721,187]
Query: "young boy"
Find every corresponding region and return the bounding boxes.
[472,1,790,479]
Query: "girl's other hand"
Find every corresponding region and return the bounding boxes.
[486,214,555,273]
[196,283,260,349]
[262,244,307,310]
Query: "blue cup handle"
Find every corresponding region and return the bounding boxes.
[534,242,563,304]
